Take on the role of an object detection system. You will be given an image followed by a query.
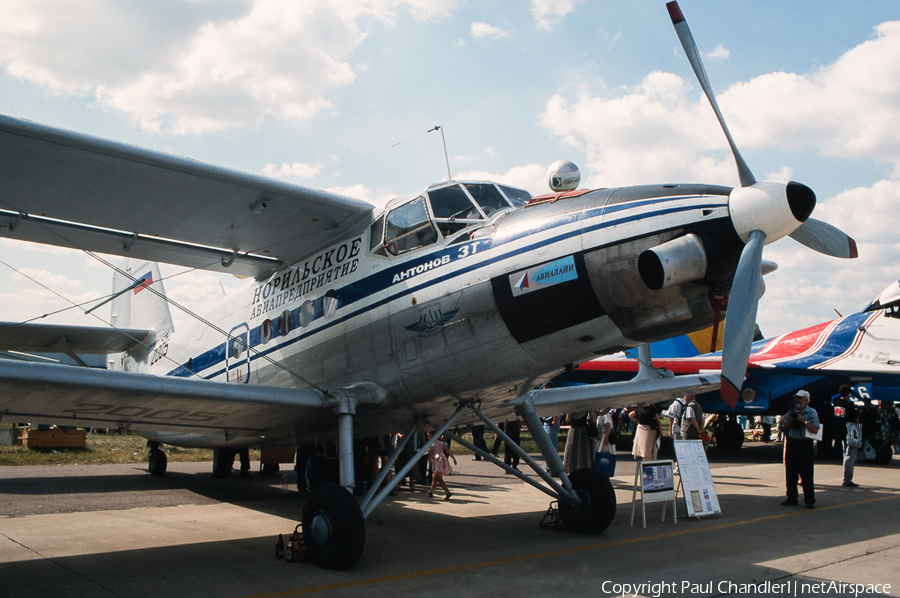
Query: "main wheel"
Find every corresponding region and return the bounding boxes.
[863,435,893,464]
[715,419,745,450]
[302,484,366,570]
[148,448,167,476]
[558,468,617,534]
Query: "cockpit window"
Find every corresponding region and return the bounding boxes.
[369,215,385,252]
[384,196,437,255]
[428,185,483,220]
[464,183,509,216]
[498,185,532,207]
[427,184,484,237]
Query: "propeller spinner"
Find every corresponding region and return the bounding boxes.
[666,1,857,407]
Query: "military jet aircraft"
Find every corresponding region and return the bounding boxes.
[0,2,856,569]
[564,278,900,459]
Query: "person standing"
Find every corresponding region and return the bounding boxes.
[563,412,594,474]
[471,425,488,461]
[833,384,860,487]
[779,390,820,508]
[666,396,688,439]
[630,404,662,461]
[680,396,706,442]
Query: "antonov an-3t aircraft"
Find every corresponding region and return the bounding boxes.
[0,3,857,569]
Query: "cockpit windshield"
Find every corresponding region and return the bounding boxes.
[370,181,531,255]
[383,196,437,255]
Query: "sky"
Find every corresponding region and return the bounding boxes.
[1,0,899,339]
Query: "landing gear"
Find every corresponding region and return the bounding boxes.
[302,483,366,570]
[148,446,167,475]
[713,418,745,450]
[863,435,893,465]
[558,468,617,534]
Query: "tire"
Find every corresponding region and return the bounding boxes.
[302,484,366,570]
[148,448,167,476]
[558,468,617,534]
[715,420,745,451]
[863,435,893,464]
[874,445,893,465]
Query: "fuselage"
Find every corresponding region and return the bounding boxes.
[134,180,744,444]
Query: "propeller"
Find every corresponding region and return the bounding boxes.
[666,2,856,407]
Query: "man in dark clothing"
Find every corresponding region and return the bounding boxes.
[780,390,820,508]
[833,384,861,487]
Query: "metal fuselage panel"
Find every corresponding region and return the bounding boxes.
[138,184,739,443]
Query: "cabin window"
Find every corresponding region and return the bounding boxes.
[384,196,437,255]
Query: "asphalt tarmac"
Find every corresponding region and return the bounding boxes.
[2,441,899,598]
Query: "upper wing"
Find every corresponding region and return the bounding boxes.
[0,321,151,354]
[510,373,721,418]
[0,359,333,443]
[0,114,374,278]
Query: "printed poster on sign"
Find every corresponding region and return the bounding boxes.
[673,440,721,518]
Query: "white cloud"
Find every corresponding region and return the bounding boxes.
[541,21,900,187]
[455,164,548,196]
[705,43,730,60]
[10,268,82,290]
[530,0,583,31]
[325,184,395,210]
[262,161,324,181]
[0,0,458,134]
[471,22,508,40]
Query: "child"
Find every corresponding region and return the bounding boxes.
[427,433,457,500]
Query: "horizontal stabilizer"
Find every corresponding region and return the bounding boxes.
[0,321,152,354]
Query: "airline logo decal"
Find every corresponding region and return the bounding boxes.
[509,256,577,297]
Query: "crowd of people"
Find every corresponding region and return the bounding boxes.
[304,387,899,511]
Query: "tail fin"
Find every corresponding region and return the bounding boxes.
[110,259,174,336]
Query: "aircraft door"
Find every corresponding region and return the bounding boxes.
[226,323,250,384]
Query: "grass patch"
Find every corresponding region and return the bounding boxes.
[0,426,561,467]
[0,429,260,467]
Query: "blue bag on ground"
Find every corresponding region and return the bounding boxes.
[593,447,616,476]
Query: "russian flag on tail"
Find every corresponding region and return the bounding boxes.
[134,272,153,294]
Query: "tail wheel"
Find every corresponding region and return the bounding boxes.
[148,448,167,476]
[302,484,366,570]
[558,468,617,534]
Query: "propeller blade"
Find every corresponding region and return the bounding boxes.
[788,218,859,259]
[720,229,766,407]
[666,1,756,187]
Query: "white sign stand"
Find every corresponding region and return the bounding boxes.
[673,440,722,518]
[630,459,677,528]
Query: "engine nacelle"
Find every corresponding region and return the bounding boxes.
[638,233,708,291]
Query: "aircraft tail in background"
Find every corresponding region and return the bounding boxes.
[109,260,173,370]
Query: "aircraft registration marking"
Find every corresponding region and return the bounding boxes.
[60,402,228,422]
